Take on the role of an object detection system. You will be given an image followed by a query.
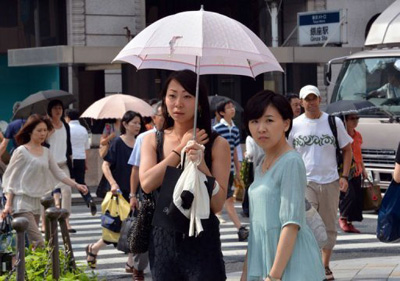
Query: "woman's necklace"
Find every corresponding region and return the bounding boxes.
[262,147,285,173]
[172,130,182,144]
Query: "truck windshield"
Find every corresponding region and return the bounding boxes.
[331,58,400,116]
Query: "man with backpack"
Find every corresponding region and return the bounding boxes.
[288,85,353,281]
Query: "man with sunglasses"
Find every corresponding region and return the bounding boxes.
[288,85,353,281]
[338,114,368,234]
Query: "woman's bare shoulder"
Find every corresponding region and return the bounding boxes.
[212,135,229,151]
[142,131,157,143]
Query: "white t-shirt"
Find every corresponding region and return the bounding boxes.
[69,120,90,160]
[245,136,264,169]
[47,123,67,164]
[288,112,353,184]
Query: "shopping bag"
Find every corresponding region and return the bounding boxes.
[362,179,382,211]
[233,178,245,202]
[101,192,130,243]
[376,180,400,243]
[117,212,136,253]
[240,158,254,189]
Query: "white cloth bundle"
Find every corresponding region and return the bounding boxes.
[172,141,210,237]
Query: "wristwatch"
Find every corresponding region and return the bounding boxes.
[129,193,135,199]
[267,274,281,281]
[340,175,349,180]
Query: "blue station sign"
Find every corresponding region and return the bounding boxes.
[298,10,343,46]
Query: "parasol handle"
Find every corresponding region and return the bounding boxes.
[192,56,201,140]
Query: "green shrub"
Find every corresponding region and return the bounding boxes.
[0,243,98,281]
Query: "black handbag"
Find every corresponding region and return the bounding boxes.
[128,193,155,254]
[0,214,16,253]
[127,131,164,254]
[0,214,13,234]
[117,212,136,253]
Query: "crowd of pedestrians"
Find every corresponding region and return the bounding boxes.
[0,69,397,281]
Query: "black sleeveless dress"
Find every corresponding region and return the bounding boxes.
[149,131,226,281]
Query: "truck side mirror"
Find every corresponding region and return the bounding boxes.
[324,63,332,86]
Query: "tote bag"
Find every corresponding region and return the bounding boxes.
[362,179,382,211]
[376,180,400,243]
[101,192,130,243]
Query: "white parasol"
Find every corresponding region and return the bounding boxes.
[113,6,283,136]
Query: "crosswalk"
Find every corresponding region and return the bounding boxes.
[63,205,399,280]
[65,203,249,280]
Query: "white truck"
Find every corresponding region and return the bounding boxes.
[325,0,400,188]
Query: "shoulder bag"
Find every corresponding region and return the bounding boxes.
[127,131,162,254]
[128,193,155,254]
[376,180,400,243]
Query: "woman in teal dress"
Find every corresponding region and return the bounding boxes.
[241,90,325,281]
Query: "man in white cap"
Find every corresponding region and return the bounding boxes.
[288,85,353,281]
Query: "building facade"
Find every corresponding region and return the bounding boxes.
[1,0,396,122]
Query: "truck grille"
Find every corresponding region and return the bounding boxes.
[362,149,396,167]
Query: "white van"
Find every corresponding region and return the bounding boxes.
[325,0,400,188]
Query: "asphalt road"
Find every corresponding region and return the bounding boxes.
[67,200,399,280]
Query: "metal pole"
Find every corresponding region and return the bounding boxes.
[270,2,279,47]
[11,217,29,281]
[40,196,55,242]
[33,0,41,47]
[58,209,76,270]
[46,207,61,280]
[192,56,201,140]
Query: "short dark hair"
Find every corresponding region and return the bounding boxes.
[65,109,80,120]
[47,99,64,117]
[216,99,233,116]
[120,110,145,135]
[15,114,53,145]
[286,94,299,103]
[244,90,293,138]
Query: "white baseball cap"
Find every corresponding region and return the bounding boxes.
[299,85,320,99]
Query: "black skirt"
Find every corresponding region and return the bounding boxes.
[148,214,226,281]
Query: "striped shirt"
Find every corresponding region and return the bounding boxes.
[213,118,240,172]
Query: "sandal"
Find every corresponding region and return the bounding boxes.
[85,244,97,269]
[125,262,134,273]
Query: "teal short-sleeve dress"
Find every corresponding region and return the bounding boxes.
[247,150,325,281]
